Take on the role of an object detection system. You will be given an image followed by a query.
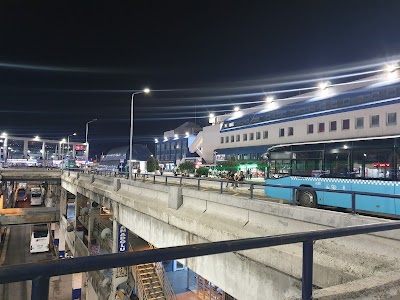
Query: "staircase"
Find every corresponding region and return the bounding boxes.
[132,263,167,300]
[130,242,177,300]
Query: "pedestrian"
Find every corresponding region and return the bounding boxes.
[246,169,250,179]
[137,167,141,177]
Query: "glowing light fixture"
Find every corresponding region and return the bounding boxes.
[155,138,158,143]
[143,88,150,94]
[34,135,40,140]
[209,113,214,118]
[344,145,348,149]
[234,106,240,112]
[185,132,189,136]
[386,63,399,73]
[174,134,178,139]
[265,96,274,103]
[318,81,330,90]
[60,138,66,143]
[1,132,7,137]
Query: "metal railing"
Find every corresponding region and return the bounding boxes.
[72,170,400,216]
[1,221,400,300]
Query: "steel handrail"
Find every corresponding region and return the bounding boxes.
[80,171,400,216]
[2,221,400,300]
[147,243,178,300]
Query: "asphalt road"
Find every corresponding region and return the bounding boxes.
[0,224,54,300]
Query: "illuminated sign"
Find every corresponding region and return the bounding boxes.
[118,224,128,253]
[75,145,86,151]
[373,163,390,167]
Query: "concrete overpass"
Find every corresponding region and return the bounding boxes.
[59,171,400,300]
[0,207,59,225]
[0,169,61,182]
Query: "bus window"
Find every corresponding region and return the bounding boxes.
[30,224,49,253]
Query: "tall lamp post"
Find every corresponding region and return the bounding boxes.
[85,119,97,162]
[129,88,150,179]
[67,133,77,158]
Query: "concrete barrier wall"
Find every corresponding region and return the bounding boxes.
[61,173,400,300]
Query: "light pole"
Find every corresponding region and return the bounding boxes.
[85,119,97,162]
[67,133,77,158]
[129,88,150,179]
[60,138,66,160]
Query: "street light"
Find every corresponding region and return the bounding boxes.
[85,119,97,162]
[67,133,77,158]
[129,88,150,179]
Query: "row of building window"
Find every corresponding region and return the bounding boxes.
[222,85,400,130]
[221,113,398,144]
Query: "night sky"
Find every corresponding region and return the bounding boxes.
[1,1,400,157]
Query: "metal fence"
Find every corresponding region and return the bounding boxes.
[72,169,400,216]
[1,221,400,300]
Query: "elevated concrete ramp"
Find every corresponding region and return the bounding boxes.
[62,172,400,300]
[0,169,61,182]
[0,207,59,225]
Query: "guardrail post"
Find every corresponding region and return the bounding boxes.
[180,177,183,186]
[153,175,156,184]
[292,188,297,206]
[31,276,50,300]
[351,193,356,214]
[142,174,145,182]
[197,179,200,190]
[302,240,314,300]
[250,184,254,199]
[165,176,168,185]
[220,181,223,194]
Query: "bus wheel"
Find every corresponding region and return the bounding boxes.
[298,190,317,208]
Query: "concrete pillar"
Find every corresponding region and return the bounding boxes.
[111,203,129,297]
[41,142,46,160]
[58,224,66,258]
[72,144,76,159]
[72,273,82,300]
[51,223,56,238]
[168,186,183,209]
[60,188,67,217]
[113,178,121,192]
[3,137,7,162]
[23,140,28,159]
[88,203,96,254]
[85,142,89,162]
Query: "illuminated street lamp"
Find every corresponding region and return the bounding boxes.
[265,96,274,103]
[129,88,151,179]
[318,81,330,90]
[234,106,240,112]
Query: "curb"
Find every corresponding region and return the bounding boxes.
[0,227,11,266]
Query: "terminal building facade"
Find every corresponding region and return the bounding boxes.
[155,122,202,170]
[185,66,400,177]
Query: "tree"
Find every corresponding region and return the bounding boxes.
[147,156,159,172]
[216,156,239,172]
[196,167,209,177]
[179,161,195,173]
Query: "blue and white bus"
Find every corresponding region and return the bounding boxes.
[265,135,400,216]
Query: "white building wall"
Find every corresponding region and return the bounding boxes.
[203,102,400,158]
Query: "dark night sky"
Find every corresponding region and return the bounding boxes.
[1,1,400,157]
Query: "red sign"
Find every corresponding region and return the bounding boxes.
[373,163,390,167]
[75,145,85,151]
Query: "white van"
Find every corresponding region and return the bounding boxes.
[30,224,49,253]
[30,187,43,206]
